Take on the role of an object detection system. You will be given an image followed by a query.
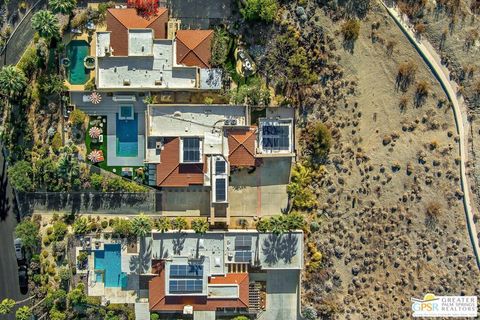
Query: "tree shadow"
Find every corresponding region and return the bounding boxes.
[129,237,152,274]
[172,234,186,255]
[261,233,299,267]
[0,156,11,221]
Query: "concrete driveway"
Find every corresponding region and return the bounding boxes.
[261,270,300,320]
[229,157,292,218]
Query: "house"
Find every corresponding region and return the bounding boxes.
[94,8,222,90]
[144,105,295,224]
[143,231,303,318]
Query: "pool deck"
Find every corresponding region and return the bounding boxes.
[71,92,146,167]
[63,18,106,91]
[81,237,143,304]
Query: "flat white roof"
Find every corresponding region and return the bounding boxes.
[200,69,222,90]
[96,32,111,57]
[128,29,153,56]
[97,40,197,89]
[147,104,247,137]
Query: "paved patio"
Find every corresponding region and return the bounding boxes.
[71,92,146,167]
[229,157,292,218]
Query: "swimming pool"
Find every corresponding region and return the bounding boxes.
[66,40,90,85]
[116,113,138,157]
[94,244,124,288]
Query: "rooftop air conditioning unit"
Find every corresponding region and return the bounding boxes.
[123,79,130,86]
[225,119,237,126]
[155,141,162,150]
[155,80,162,86]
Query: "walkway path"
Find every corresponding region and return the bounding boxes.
[380,1,480,269]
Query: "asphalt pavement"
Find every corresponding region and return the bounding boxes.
[0,147,25,320]
[0,0,46,67]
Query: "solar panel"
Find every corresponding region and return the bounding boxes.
[183,138,200,162]
[215,160,226,174]
[262,125,290,151]
[215,178,226,202]
[235,235,252,250]
[170,264,203,277]
[235,250,252,263]
[169,279,203,293]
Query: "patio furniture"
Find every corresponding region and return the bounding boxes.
[89,92,102,104]
[88,150,104,163]
[89,126,102,139]
[121,167,133,177]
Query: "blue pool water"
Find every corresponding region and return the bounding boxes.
[66,40,90,85]
[120,105,133,119]
[94,244,123,288]
[116,113,138,157]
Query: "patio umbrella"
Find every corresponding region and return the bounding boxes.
[89,92,102,104]
[89,126,102,139]
[87,149,104,163]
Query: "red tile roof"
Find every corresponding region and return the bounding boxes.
[106,8,168,56]
[227,127,257,167]
[156,137,206,187]
[176,30,213,68]
[149,263,249,311]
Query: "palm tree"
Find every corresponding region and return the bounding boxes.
[191,218,209,234]
[131,214,152,237]
[171,217,188,232]
[31,10,61,40]
[49,0,76,15]
[15,306,32,320]
[155,217,170,233]
[0,66,27,98]
[0,299,15,315]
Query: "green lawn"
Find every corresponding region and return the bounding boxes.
[85,116,143,181]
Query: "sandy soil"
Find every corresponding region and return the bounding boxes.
[300,3,480,319]
[416,0,480,262]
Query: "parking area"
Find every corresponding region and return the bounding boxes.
[261,270,300,320]
[229,157,292,218]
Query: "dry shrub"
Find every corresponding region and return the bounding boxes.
[425,202,442,228]
[386,40,397,55]
[426,202,442,217]
[416,80,430,96]
[464,29,479,50]
[415,80,430,106]
[414,22,426,35]
[399,95,408,111]
[396,61,417,91]
[341,19,360,41]
[397,0,427,18]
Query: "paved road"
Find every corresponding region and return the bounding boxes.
[0,146,25,320]
[381,2,480,270]
[0,0,46,67]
